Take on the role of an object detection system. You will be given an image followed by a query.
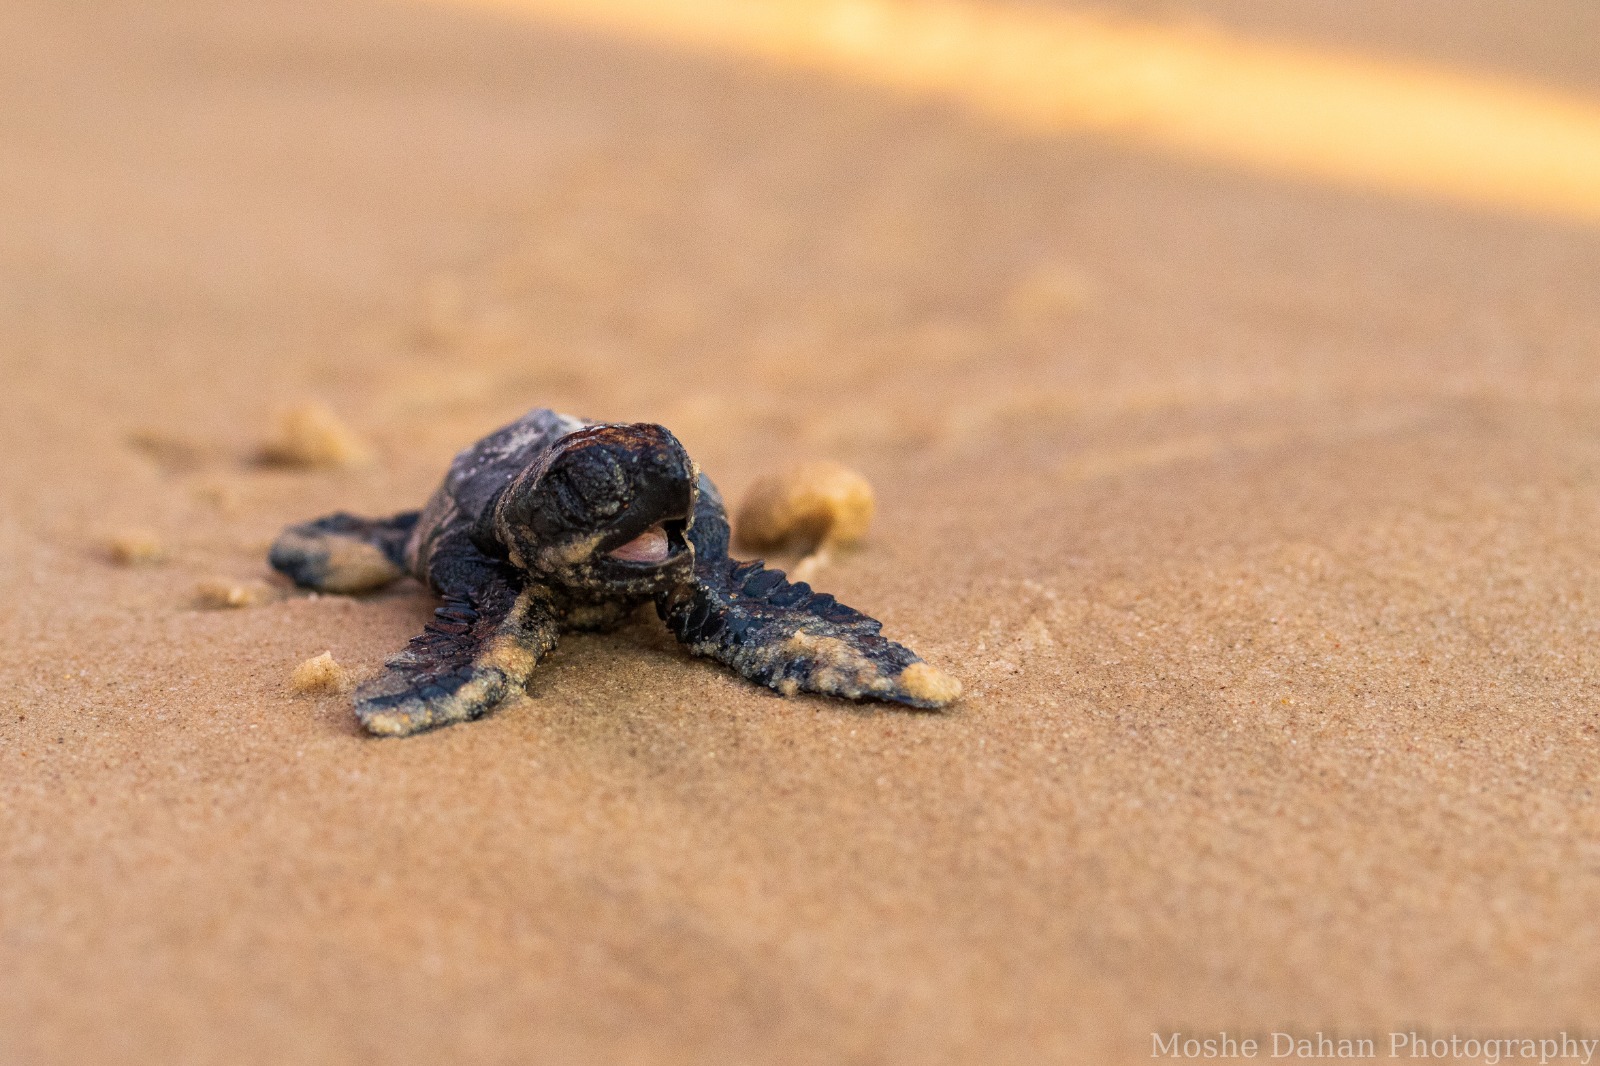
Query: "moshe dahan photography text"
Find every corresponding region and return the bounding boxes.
[1152,1031,1598,1064]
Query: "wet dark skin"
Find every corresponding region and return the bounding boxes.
[270,409,961,736]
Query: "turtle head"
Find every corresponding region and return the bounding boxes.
[490,422,698,596]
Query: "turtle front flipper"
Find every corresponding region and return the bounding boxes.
[658,557,961,710]
[269,511,419,594]
[355,578,558,737]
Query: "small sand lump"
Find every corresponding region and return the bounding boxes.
[735,462,876,554]
[291,651,351,695]
[260,402,373,469]
[107,530,166,566]
[195,578,274,609]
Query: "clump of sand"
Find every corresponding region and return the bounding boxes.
[195,578,277,609]
[106,530,167,566]
[735,462,875,580]
[259,402,373,469]
[291,651,351,695]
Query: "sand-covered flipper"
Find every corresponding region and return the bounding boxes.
[354,577,558,737]
[657,555,960,709]
[269,511,419,594]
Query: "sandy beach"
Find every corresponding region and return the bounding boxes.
[3,0,1599,1062]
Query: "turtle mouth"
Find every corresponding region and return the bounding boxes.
[603,519,688,566]
[607,523,671,563]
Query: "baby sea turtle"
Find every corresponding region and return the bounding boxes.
[269,408,961,736]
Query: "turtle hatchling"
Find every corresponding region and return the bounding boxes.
[270,408,961,736]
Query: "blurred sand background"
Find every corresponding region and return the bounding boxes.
[3,0,1600,1062]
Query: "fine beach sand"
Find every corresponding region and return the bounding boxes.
[3,1,1599,1062]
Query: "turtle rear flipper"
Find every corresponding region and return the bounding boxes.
[269,511,418,593]
[659,557,961,710]
[355,579,558,737]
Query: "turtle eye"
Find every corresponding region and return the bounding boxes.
[606,523,670,563]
